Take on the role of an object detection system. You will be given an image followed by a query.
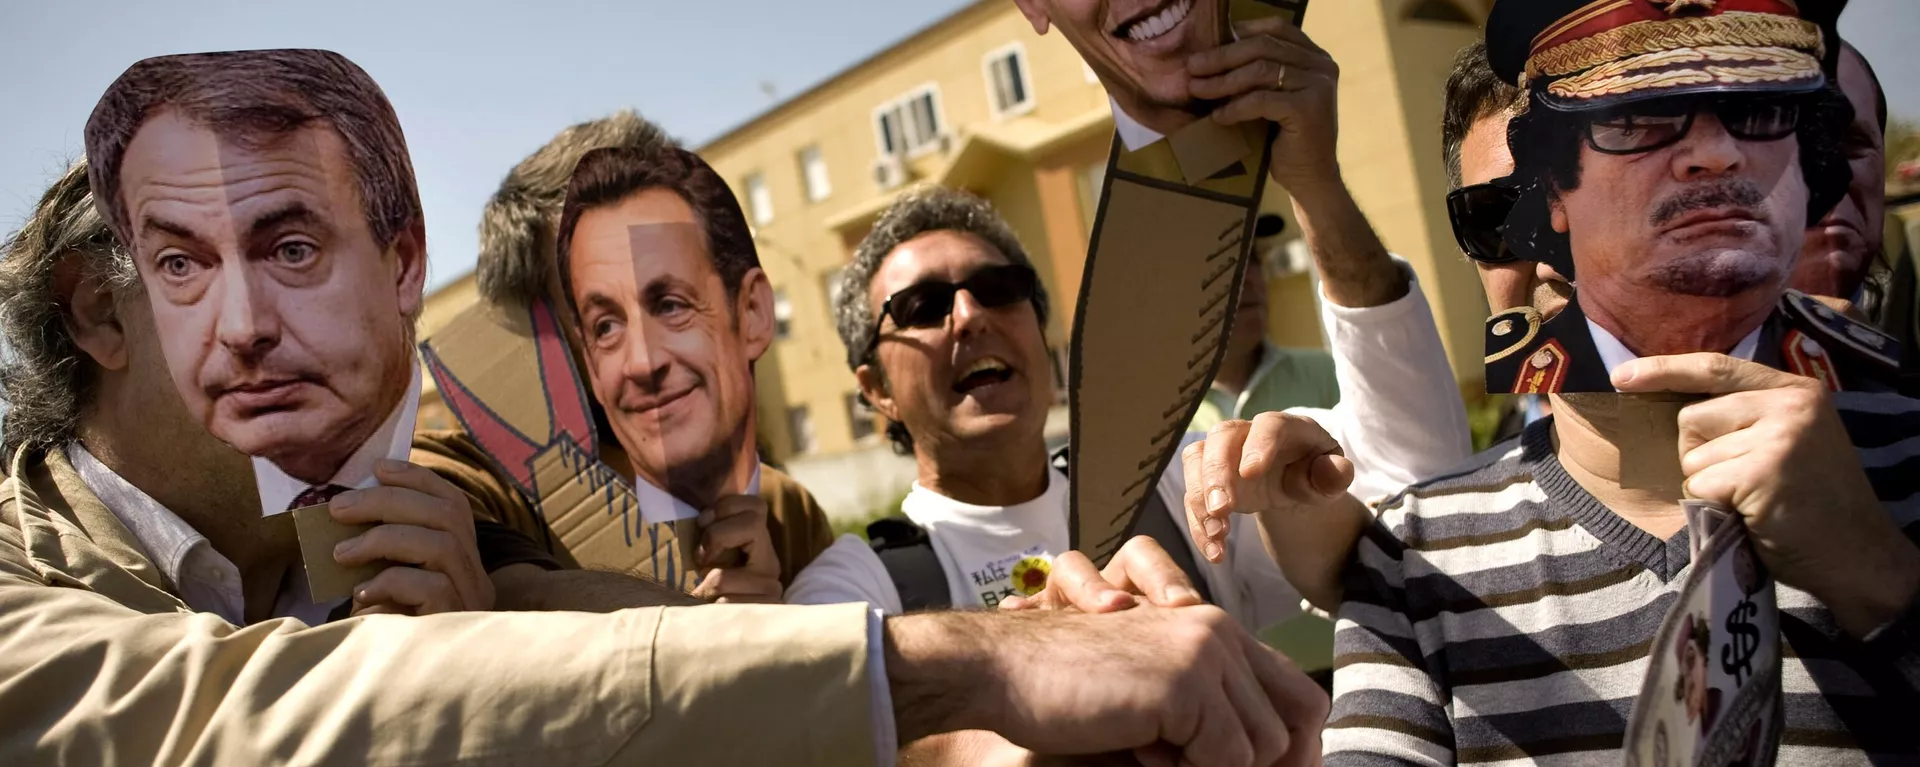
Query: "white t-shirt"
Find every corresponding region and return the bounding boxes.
[786,261,1472,630]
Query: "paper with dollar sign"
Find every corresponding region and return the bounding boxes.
[1064,0,1308,567]
[1624,500,1783,767]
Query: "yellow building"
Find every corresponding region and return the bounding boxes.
[417,0,1505,518]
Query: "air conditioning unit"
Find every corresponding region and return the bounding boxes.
[873,155,907,190]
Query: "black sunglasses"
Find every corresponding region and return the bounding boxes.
[862,263,1038,361]
[1447,182,1519,265]
[1585,96,1801,155]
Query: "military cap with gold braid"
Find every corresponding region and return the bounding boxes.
[1487,0,1828,111]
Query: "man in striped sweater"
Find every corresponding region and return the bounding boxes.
[1326,0,1920,763]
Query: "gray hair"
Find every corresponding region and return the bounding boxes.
[478,110,680,307]
[0,158,139,456]
[831,186,1049,454]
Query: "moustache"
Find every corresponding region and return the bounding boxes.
[1649,180,1767,227]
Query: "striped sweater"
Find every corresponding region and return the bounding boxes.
[1326,392,1920,765]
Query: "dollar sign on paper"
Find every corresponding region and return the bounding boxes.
[1722,599,1760,687]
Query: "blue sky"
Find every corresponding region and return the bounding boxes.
[2,0,1914,293]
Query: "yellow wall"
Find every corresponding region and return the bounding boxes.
[413,0,1505,463]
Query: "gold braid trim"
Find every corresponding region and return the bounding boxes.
[1547,45,1819,100]
[1527,12,1821,80]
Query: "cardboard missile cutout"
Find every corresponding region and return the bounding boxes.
[420,296,702,590]
[1067,0,1308,567]
[84,49,426,602]
[422,146,770,588]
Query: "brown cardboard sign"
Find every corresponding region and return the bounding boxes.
[292,503,385,603]
[421,296,702,590]
[1065,0,1308,567]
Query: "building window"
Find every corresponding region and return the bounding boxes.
[773,290,793,339]
[798,145,832,202]
[983,43,1035,118]
[744,172,773,225]
[846,393,875,441]
[822,268,847,318]
[874,85,945,158]
[788,405,815,455]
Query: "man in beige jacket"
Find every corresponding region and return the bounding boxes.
[0,54,1327,767]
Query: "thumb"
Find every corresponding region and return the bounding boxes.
[1308,454,1354,498]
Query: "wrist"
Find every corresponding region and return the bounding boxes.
[884,613,1000,742]
[1817,536,1920,639]
[1275,162,1346,209]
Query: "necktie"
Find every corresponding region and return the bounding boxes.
[289,483,353,513]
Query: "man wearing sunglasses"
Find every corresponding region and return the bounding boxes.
[1327,1,1920,762]
[794,176,1467,760]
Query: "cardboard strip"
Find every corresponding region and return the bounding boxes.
[1068,0,1308,568]
[293,504,385,603]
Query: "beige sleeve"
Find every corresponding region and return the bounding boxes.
[0,516,875,766]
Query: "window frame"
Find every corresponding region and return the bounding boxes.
[772,289,794,340]
[743,171,774,226]
[797,144,832,203]
[787,405,815,455]
[982,42,1036,120]
[871,82,948,160]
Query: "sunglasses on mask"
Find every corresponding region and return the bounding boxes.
[862,263,1038,362]
[1583,96,1801,155]
[1446,182,1519,265]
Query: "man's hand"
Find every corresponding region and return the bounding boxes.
[330,459,495,616]
[1614,353,1920,638]
[1188,16,1403,309]
[689,495,783,604]
[1185,413,1353,563]
[1188,16,1340,199]
[999,536,1206,613]
[888,605,1326,767]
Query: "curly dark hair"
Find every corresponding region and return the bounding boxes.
[1500,83,1855,276]
[832,186,1049,455]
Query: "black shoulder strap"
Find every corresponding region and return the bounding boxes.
[867,516,951,612]
[1052,444,1214,604]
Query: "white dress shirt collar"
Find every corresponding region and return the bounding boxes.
[255,358,422,516]
[67,441,343,625]
[632,460,763,525]
[1586,319,1762,389]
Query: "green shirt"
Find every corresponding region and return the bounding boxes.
[1187,341,1340,433]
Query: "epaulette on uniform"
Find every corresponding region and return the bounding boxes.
[1778,290,1901,390]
